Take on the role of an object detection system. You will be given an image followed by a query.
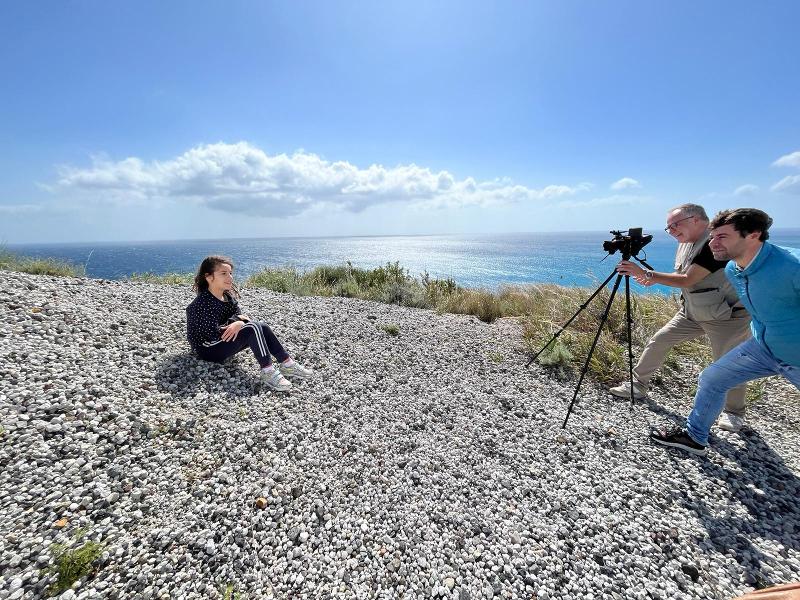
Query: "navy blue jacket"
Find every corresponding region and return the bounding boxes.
[186,290,246,352]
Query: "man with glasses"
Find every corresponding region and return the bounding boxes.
[651,208,800,455]
[610,203,751,432]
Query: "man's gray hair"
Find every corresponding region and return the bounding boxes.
[670,203,708,221]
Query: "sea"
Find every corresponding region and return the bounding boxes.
[9,229,800,293]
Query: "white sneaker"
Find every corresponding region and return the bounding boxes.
[280,361,313,380]
[260,368,292,392]
[717,412,744,432]
[609,381,648,400]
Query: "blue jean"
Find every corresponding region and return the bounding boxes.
[686,338,800,446]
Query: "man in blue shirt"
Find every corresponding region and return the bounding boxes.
[650,208,800,456]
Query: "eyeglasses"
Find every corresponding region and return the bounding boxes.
[664,215,694,232]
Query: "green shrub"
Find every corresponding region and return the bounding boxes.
[746,379,767,404]
[48,532,106,596]
[379,324,400,336]
[128,272,193,285]
[246,262,446,309]
[488,351,505,363]
[247,267,303,294]
[222,582,247,600]
[537,339,573,368]
[438,289,504,323]
[519,284,698,384]
[0,247,81,277]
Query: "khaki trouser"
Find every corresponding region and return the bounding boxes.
[633,308,752,415]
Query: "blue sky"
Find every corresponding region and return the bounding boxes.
[1,1,799,243]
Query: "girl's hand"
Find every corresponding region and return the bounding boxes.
[220,321,244,342]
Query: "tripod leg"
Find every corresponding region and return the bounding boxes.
[526,269,619,367]
[562,274,624,428]
[625,274,636,405]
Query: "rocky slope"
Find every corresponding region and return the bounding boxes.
[0,270,798,600]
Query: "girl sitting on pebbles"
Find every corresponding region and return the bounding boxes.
[186,255,312,391]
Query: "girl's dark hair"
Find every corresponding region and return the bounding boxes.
[193,255,240,298]
[710,208,773,242]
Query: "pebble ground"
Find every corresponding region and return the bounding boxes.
[1,270,798,599]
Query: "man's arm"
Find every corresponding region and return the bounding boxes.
[616,261,711,288]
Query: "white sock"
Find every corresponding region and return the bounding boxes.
[261,364,276,374]
[282,358,295,367]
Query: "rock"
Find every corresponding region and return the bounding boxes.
[681,563,700,582]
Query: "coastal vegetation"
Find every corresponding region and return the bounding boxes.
[244,262,712,384]
[379,323,401,336]
[1,251,713,383]
[0,247,82,277]
[48,530,106,596]
[128,272,194,285]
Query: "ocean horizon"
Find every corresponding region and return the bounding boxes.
[9,228,800,293]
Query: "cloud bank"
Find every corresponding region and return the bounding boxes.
[773,151,800,169]
[770,150,800,195]
[734,184,759,197]
[771,176,800,194]
[54,142,591,217]
[610,177,641,191]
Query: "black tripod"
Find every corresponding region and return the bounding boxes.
[527,251,654,428]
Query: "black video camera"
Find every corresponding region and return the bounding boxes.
[602,228,653,259]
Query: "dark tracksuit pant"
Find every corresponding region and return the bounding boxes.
[196,321,289,368]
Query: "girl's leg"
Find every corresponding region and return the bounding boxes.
[199,326,273,368]
[238,322,278,368]
[253,322,290,363]
[197,334,251,363]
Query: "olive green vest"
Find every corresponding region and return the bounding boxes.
[674,231,743,322]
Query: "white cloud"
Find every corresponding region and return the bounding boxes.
[771,175,800,195]
[610,177,641,191]
[769,150,800,194]
[734,184,759,196]
[773,150,800,168]
[557,194,651,209]
[54,142,590,217]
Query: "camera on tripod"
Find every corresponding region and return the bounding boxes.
[602,227,653,259]
[527,226,656,427]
